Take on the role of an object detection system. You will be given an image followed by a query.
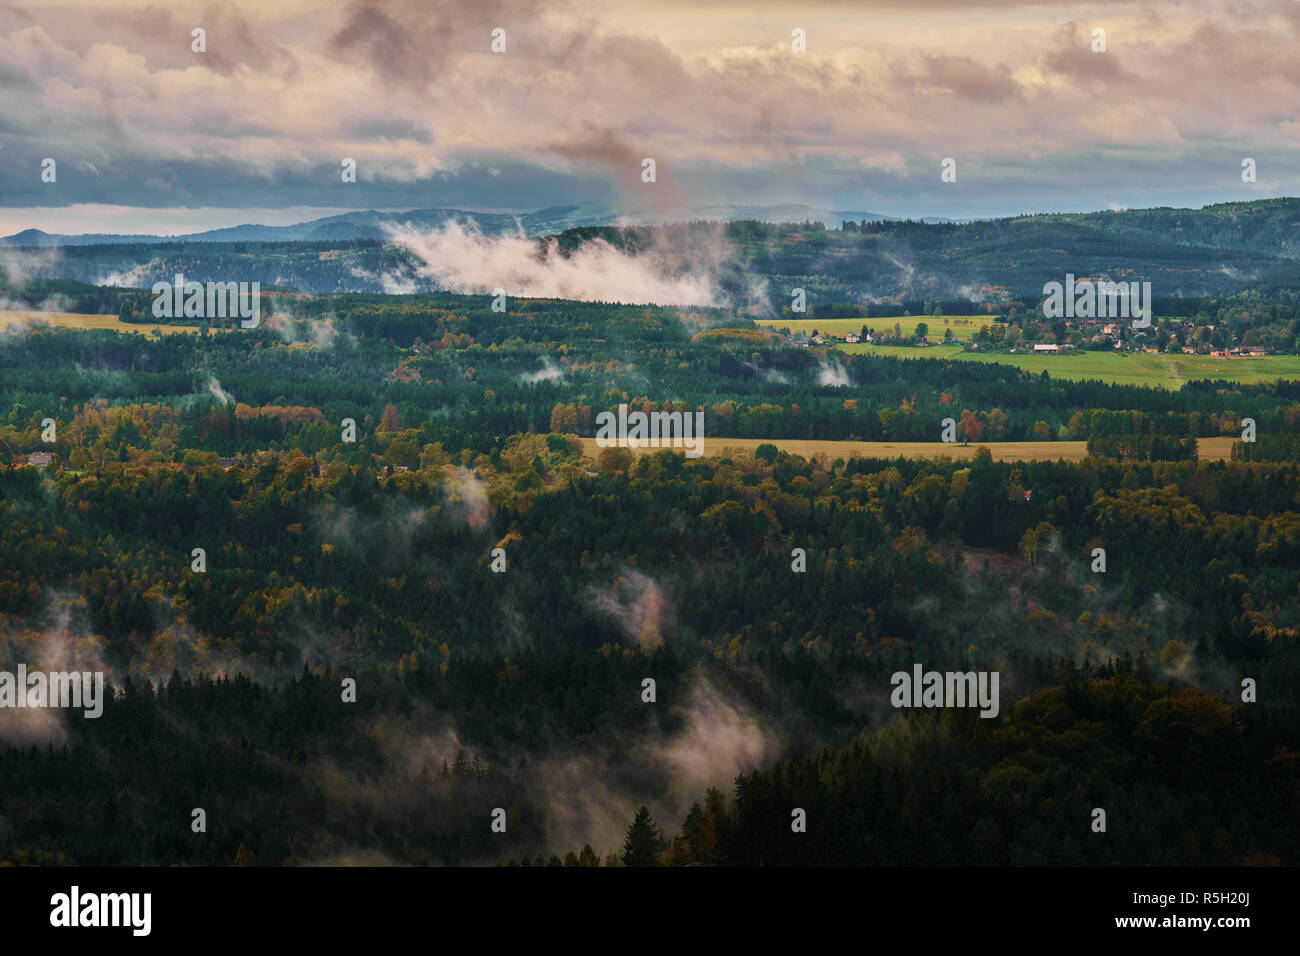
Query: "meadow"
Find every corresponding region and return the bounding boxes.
[836,342,1300,389]
[759,315,983,341]
[756,315,1300,388]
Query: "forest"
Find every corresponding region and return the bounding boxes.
[1,289,1297,866]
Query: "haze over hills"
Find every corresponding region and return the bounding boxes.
[4,197,1295,262]
[2,197,1297,305]
[0,203,940,247]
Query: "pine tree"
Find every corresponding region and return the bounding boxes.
[621,806,668,867]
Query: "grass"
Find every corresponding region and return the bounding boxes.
[833,342,1300,389]
[758,315,982,342]
[578,436,1239,463]
[0,310,224,336]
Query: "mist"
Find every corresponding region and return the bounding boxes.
[818,359,853,387]
[387,220,720,307]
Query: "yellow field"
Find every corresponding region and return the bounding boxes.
[1196,437,1237,460]
[0,310,221,336]
[579,436,1237,463]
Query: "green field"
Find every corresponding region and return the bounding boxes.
[759,315,984,342]
[834,342,1300,389]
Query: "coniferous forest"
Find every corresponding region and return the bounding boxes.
[1,292,1297,868]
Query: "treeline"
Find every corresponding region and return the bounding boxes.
[1232,433,1300,462]
[1086,434,1198,461]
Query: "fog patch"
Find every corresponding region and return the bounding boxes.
[534,676,779,858]
[443,467,489,529]
[818,359,852,387]
[387,219,718,307]
[520,358,563,383]
[98,261,157,289]
[587,569,674,651]
[206,376,234,405]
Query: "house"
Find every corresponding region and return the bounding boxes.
[812,335,825,345]
[217,457,243,469]
[844,332,860,344]
[1032,343,1060,353]
[27,452,53,467]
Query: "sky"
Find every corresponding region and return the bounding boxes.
[1,0,1298,235]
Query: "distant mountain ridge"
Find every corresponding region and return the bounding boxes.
[5,197,1298,302]
[1,203,948,247]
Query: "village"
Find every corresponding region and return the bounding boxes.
[786,313,1277,359]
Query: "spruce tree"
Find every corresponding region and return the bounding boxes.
[621,806,667,866]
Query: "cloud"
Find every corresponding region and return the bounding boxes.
[443,467,489,529]
[97,260,156,288]
[520,357,564,383]
[4,1,1300,215]
[389,219,720,306]
[534,675,780,856]
[587,569,675,651]
[818,359,852,387]
[0,309,54,334]
[0,246,61,285]
[206,376,233,405]
[348,262,421,295]
[264,304,341,348]
[0,592,112,747]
